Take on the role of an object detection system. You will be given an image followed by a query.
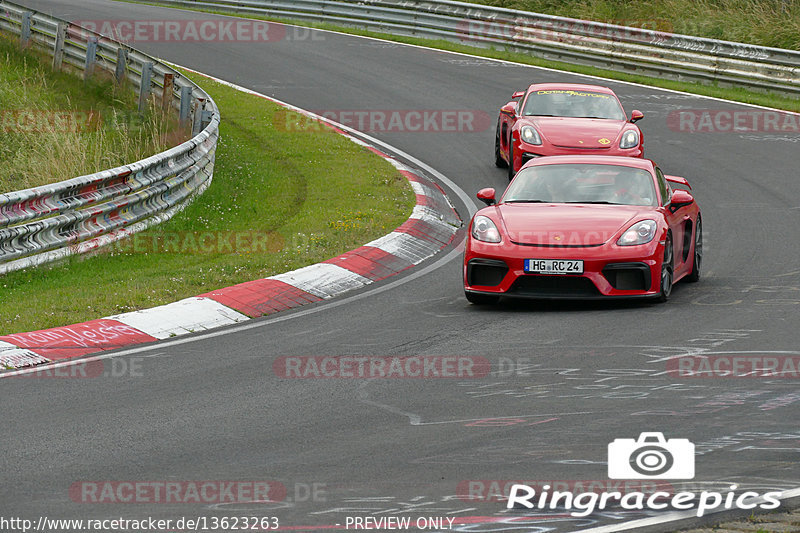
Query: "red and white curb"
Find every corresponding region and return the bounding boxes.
[0,72,462,370]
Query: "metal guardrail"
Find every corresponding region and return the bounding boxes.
[145,0,799,96]
[0,0,219,274]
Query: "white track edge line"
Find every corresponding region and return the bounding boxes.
[138,1,800,116]
[0,61,473,376]
[10,14,799,531]
[170,64,479,215]
[0,245,464,378]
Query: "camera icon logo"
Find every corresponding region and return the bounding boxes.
[608,432,695,479]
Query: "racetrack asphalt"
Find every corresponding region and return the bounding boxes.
[2,1,800,532]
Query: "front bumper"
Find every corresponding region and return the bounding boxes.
[464,239,662,299]
[514,140,643,171]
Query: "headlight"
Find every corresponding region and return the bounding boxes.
[520,125,542,146]
[617,220,657,246]
[471,215,501,243]
[620,130,639,149]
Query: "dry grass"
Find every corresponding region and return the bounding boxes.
[0,70,415,334]
[0,35,188,193]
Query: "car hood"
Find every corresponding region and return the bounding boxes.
[527,117,627,149]
[496,204,648,246]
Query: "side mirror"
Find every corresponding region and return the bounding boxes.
[665,174,691,190]
[477,188,496,206]
[630,110,644,123]
[500,102,517,117]
[512,91,525,99]
[668,189,694,213]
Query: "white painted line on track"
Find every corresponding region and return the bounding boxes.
[10,9,799,530]
[168,65,480,215]
[144,2,799,116]
[0,243,466,379]
[1,64,473,373]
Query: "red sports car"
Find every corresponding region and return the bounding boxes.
[495,83,645,179]
[464,156,702,304]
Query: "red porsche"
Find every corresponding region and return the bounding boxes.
[464,156,702,304]
[495,83,645,179]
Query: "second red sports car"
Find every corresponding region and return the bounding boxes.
[495,83,645,180]
[464,155,701,304]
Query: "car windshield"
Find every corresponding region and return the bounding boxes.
[504,164,658,206]
[522,89,626,120]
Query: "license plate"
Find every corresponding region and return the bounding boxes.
[524,259,584,275]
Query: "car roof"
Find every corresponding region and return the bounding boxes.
[524,155,656,171]
[526,83,616,94]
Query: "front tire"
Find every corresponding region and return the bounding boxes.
[494,120,507,168]
[656,234,674,303]
[686,216,702,282]
[465,291,500,305]
[507,141,516,181]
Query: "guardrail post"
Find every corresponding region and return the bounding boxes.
[115,48,128,83]
[201,109,213,130]
[52,23,66,71]
[179,86,192,127]
[161,73,174,111]
[192,97,206,136]
[20,11,32,48]
[83,38,98,80]
[138,62,154,112]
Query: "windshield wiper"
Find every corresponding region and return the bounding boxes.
[564,200,614,204]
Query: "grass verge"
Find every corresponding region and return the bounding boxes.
[469,0,800,51]
[124,1,800,113]
[0,69,415,335]
[0,34,185,193]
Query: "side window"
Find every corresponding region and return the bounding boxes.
[655,167,671,205]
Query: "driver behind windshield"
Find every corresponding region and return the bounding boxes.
[506,164,656,206]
